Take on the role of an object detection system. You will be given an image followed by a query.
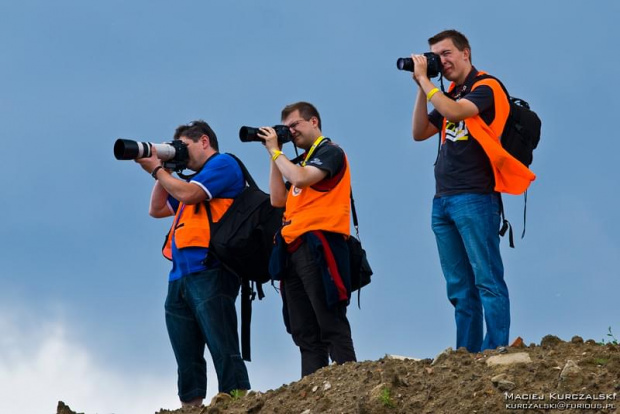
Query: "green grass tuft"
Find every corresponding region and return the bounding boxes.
[379,387,396,408]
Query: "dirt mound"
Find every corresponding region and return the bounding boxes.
[58,335,619,414]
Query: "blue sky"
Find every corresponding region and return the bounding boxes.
[1,1,619,413]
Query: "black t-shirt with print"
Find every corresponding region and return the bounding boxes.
[302,138,345,179]
[428,68,496,197]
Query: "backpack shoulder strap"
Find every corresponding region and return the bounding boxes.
[350,189,360,238]
[203,152,255,225]
[498,194,515,248]
[349,188,364,308]
[468,73,510,98]
[225,152,259,189]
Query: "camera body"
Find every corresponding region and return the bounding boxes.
[114,139,189,172]
[396,52,442,78]
[239,125,292,144]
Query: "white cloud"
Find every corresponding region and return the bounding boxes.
[0,310,179,414]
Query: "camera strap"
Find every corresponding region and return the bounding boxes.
[432,73,448,166]
[439,72,446,94]
[177,171,197,180]
[177,152,220,180]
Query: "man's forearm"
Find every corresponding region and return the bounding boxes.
[155,170,206,205]
[413,88,432,140]
[418,77,477,122]
[269,161,287,207]
[149,181,172,218]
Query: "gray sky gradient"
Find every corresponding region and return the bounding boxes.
[1,1,619,413]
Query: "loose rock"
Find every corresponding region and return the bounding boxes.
[486,352,532,366]
[559,359,583,388]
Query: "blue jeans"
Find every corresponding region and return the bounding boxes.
[165,267,250,402]
[431,193,509,353]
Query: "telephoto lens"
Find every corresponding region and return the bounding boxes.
[113,139,189,171]
[114,139,177,160]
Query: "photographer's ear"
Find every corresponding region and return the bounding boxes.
[200,134,210,149]
[463,48,471,62]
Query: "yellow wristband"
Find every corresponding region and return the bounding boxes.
[426,87,440,102]
[271,150,283,161]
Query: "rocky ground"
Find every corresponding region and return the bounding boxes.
[58,335,619,414]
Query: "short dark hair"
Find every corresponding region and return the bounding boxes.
[428,29,472,62]
[173,120,219,151]
[281,101,322,130]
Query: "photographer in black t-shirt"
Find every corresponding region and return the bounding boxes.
[411,30,511,354]
[258,101,357,377]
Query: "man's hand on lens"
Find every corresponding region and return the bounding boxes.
[410,54,421,86]
[135,146,162,174]
[259,127,281,154]
[412,54,429,85]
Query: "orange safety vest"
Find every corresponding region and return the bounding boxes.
[162,198,234,260]
[281,154,351,245]
[441,71,536,195]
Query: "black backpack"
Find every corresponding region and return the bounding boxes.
[502,97,541,167]
[473,74,541,167]
[471,74,542,245]
[204,153,283,361]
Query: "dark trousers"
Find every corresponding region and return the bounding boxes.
[284,241,356,377]
[165,267,250,402]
